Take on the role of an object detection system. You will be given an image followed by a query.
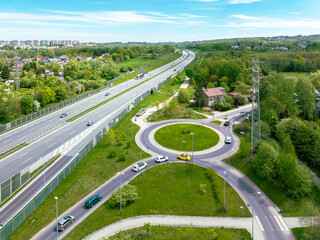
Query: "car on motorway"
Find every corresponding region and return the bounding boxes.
[105,92,110,96]
[225,137,232,144]
[156,155,168,163]
[87,120,94,126]
[60,113,67,118]
[57,215,74,231]
[223,121,230,126]
[85,195,102,208]
[132,162,147,172]
[178,153,191,161]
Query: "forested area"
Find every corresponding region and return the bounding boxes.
[183,38,320,202]
[0,45,176,123]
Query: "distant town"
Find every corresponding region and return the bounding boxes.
[0,40,80,49]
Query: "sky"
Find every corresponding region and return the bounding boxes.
[0,0,320,43]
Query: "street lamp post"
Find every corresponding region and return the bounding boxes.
[54,196,58,240]
[223,171,227,213]
[119,172,124,216]
[190,133,194,165]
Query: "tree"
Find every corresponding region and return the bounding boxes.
[49,61,61,76]
[296,78,316,120]
[20,95,33,114]
[106,129,116,145]
[177,89,190,103]
[55,87,67,102]
[63,60,79,80]
[38,88,56,106]
[1,65,10,80]
[23,62,31,71]
[109,184,139,208]
[254,141,279,180]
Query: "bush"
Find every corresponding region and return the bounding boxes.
[126,141,132,149]
[109,184,139,208]
[109,149,117,158]
[214,101,232,111]
[119,153,127,162]
[199,184,207,195]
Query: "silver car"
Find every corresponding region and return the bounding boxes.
[156,155,168,163]
[87,120,94,126]
[57,215,74,231]
[225,137,232,144]
[132,162,147,172]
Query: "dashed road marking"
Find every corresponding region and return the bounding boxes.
[264,216,274,231]
[255,216,264,231]
[277,216,289,231]
[274,216,284,231]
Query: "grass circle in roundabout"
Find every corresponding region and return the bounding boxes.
[154,123,219,151]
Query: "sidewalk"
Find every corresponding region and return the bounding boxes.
[84,215,253,240]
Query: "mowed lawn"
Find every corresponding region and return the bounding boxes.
[109,226,251,240]
[64,164,251,240]
[154,124,220,151]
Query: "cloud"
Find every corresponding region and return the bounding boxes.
[230,15,259,20]
[229,0,260,4]
[193,0,219,2]
[0,10,208,26]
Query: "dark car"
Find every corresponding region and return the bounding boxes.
[87,120,94,126]
[85,194,102,208]
[105,92,110,96]
[57,215,74,231]
[224,121,230,126]
[60,113,67,118]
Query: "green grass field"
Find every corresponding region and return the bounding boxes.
[154,124,219,151]
[109,226,252,240]
[64,164,251,240]
[141,52,182,72]
[211,120,222,125]
[223,133,320,217]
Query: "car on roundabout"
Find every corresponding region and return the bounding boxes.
[155,155,168,163]
[57,215,75,231]
[225,136,232,144]
[178,153,191,161]
[223,121,230,126]
[132,162,147,172]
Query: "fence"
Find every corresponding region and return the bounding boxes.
[0,52,188,240]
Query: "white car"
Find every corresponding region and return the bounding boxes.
[87,120,94,126]
[225,137,232,144]
[132,162,147,172]
[156,155,168,163]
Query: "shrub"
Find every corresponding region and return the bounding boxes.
[119,153,127,162]
[126,141,132,149]
[199,184,207,195]
[109,184,139,208]
[109,149,117,158]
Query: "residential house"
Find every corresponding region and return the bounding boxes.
[202,87,224,107]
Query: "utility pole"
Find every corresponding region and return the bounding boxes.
[251,58,261,154]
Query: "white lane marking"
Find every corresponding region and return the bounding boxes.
[43,137,52,143]
[48,143,56,148]
[255,216,264,231]
[264,216,274,231]
[274,216,284,231]
[277,216,289,231]
[21,157,32,164]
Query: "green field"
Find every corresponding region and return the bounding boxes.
[141,52,183,72]
[154,124,219,151]
[109,226,252,240]
[64,164,251,240]
[292,226,320,240]
[211,120,222,125]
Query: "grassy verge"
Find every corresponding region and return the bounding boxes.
[109,226,251,240]
[154,124,219,151]
[0,142,29,159]
[8,69,189,240]
[65,164,251,240]
[292,226,320,240]
[141,52,183,72]
[223,132,320,217]
[116,53,172,70]
[211,120,222,125]
[148,106,206,122]
[113,72,139,85]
